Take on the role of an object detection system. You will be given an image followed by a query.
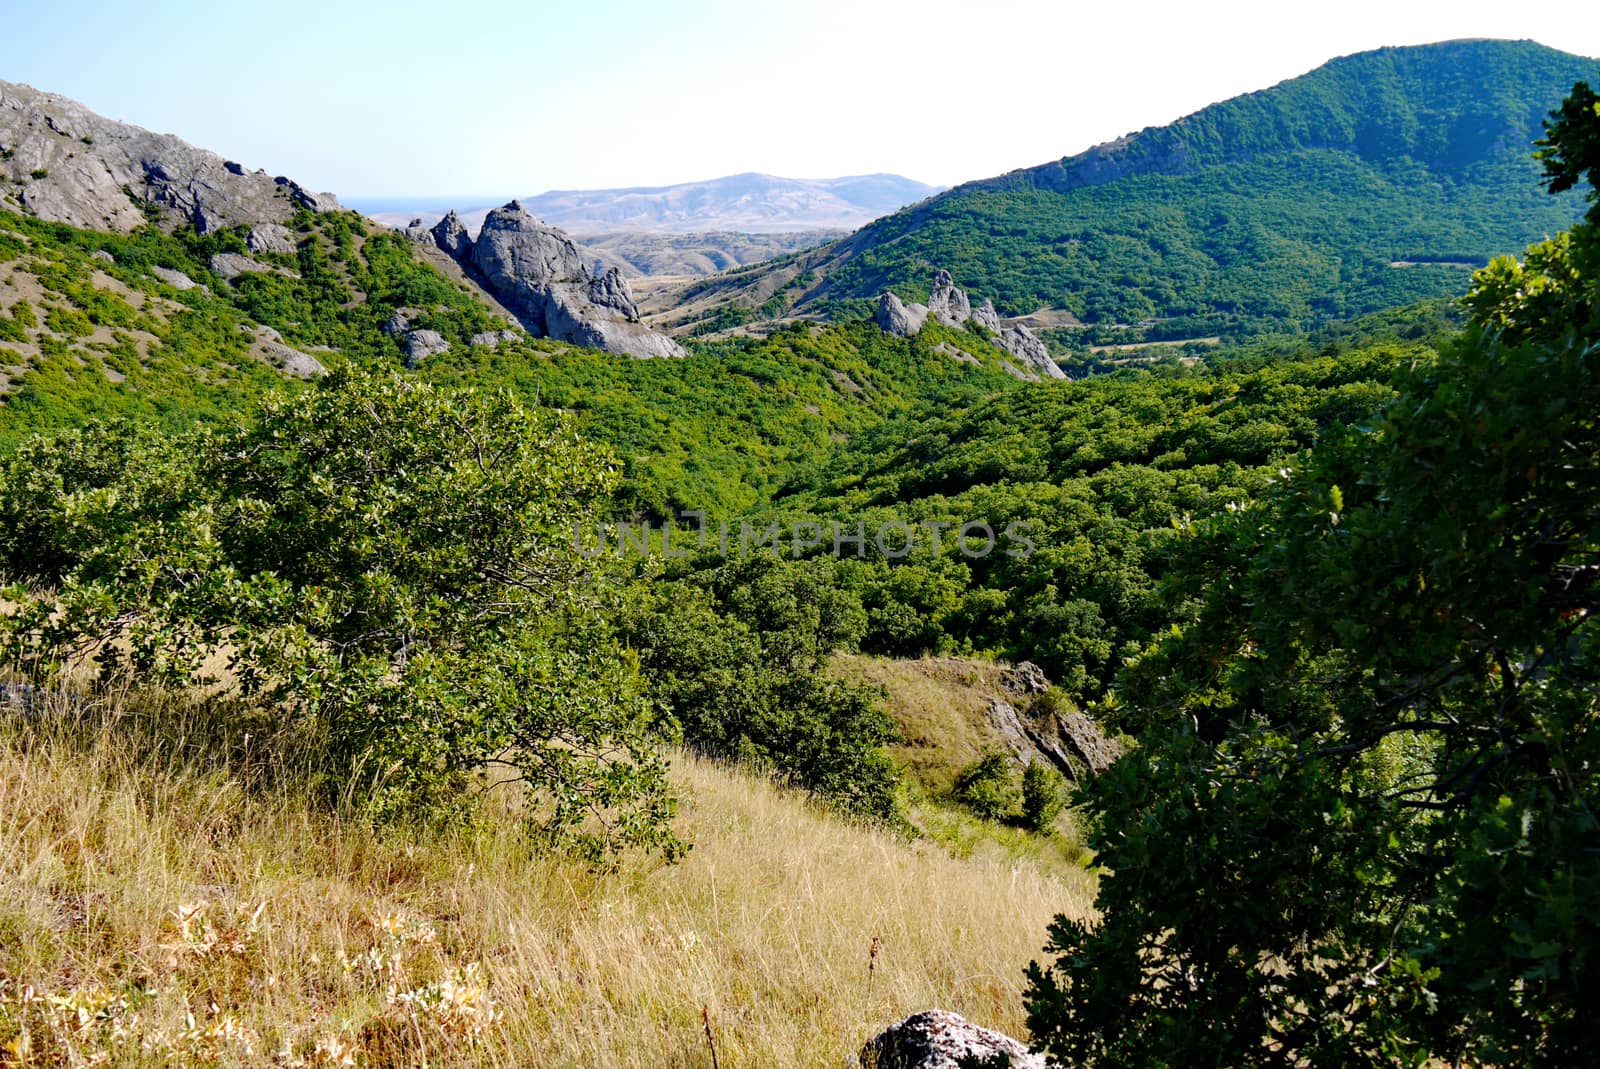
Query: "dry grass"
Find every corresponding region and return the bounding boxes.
[0,691,1093,1067]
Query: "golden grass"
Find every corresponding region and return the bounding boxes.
[0,693,1094,1067]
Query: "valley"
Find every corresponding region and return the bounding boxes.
[3,27,1600,1069]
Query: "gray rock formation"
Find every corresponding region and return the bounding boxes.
[999,324,1066,380]
[424,200,684,359]
[90,249,115,266]
[859,1009,1050,1069]
[973,299,1002,334]
[210,252,291,281]
[876,291,928,337]
[241,324,324,378]
[470,329,522,349]
[150,265,199,291]
[430,212,473,260]
[403,329,450,369]
[926,269,972,327]
[382,308,419,337]
[0,80,341,234]
[247,224,296,255]
[982,662,1123,782]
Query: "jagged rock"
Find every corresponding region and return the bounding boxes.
[876,291,928,337]
[403,329,450,368]
[973,298,1002,333]
[1004,661,1052,696]
[859,1009,1049,1069]
[470,329,522,349]
[150,265,199,291]
[247,224,296,255]
[210,252,290,281]
[262,340,325,377]
[90,249,115,265]
[461,201,685,358]
[926,269,972,327]
[1000,324,1066,380]
[430,211,473,260]
[382,308,419,337]
[1,79,340,234]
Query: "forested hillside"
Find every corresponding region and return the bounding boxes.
[672,40,1595,340]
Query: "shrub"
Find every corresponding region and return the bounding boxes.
[1020,760,1066,834]
[953,751,1017,821]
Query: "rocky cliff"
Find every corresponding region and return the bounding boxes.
[876,270,1066,382]
[0,81,340,233]
[415,203,685,359]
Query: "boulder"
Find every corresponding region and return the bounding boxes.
[246,223,297,255]
[210,252,294,281]
[859,1010,1050,1069]
[150,265,199,291]
[470,329,522,349]
[382,308,419,337]
[403,329,451,368]
[926,269,972,327]
[90,249,116,266]
[973,299,1002,334]
[876,291,928,337]
[1004,661,1052,696]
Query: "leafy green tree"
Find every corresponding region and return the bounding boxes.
[1020,760,1066,834]
[1023,87,1600,1068]
[0,366,679,860]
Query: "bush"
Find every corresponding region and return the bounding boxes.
[953,751,1017,821]
[0,366,681,861]
[1020,760,1066,833]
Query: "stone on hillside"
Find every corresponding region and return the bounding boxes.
[91,249,115,265]
[926,268,972,327]
[150,265,199,291]
[403,329,451,368]
[973,298,1002,333]
[1004,661,1052,696]
[876,291,928,337]
[858,1009,1050,1069]
[247,223,296,255]
[210,252,292,281]
[470,329,522,349]
[382,308,418,337]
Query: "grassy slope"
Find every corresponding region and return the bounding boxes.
[0,694,1091,1068]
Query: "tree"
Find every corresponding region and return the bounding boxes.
[1024,87,1600,1067]
[0,366,680,861]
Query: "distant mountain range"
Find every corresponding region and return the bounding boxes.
[665,39,1598,338]
[353,173,943,236]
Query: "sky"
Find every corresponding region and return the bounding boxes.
[5,0,1599,202]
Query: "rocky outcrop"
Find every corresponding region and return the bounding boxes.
[241,324,324,378]
[210,252,295,281]
[876,291,928,337]
[999,324,1066,380]
[859,1010,1050,1069]
[0,80,341,234]
[416,200,685,359]
[150,265,200,291]
[403,329,450,368]
[247,224,297,255]
[876,271,1064,381]
[926,269,972,327]
[973,299,1002,334]
[470,329,522,349]
[982,661,1123,782]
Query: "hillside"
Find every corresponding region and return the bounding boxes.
[0,695,1090,1067]
[359,172,942,236]
[668,40,1596,339]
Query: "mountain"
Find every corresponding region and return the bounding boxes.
[0,80,341,233]
[358,173,942,236]
[667,40,1597,339]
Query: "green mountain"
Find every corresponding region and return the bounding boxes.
[670,39,1596,340]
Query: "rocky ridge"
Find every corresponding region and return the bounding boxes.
[0,80,341,234]
[408,204,686,359]
[876,270,1065,382]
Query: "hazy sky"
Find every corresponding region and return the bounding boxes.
[5,0,1598,200]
